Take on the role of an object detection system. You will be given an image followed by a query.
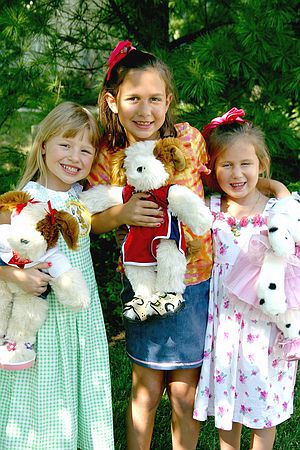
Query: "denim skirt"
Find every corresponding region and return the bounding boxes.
[121,277,210,370]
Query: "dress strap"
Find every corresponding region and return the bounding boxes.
[210,194,222,214]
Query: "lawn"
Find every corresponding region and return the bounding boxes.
[1,108,300,450]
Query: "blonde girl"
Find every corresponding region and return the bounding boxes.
[0,102,114,450]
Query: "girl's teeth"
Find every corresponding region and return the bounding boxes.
[62,165,78,173]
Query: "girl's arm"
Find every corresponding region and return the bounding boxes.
[91,192,164,234]
[0,263,52,296]
[257,178,290,198]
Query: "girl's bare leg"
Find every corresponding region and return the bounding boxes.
[219,422,242,450]
[127,363,165,450]
[166,367,201,450]
[250,427,276,450]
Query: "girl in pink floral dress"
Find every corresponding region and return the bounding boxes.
[193,108,297,450]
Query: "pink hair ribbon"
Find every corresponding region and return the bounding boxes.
[47,200,58,225]
[202,107,246,139]
[106,40,136,81]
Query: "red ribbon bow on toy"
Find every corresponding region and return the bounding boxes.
[46,200,57,225]
[202,107,246,139]
[8,250,32,269]
[106,40,136,81]
[14,198,40,216]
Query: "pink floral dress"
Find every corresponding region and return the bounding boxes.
[193,195,297,430]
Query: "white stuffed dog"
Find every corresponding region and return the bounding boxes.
[0,191,90,370]
[224,193,300,359]
[81,137,213,322]
[257,195,300,316]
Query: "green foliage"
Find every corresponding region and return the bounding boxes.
[166,0,299,185]
[90,232,123,339]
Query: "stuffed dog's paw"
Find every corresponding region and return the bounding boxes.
[51,268,90,311]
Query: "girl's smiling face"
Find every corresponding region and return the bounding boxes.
[215,137,261,201]
[105,68,172,144]
[40,127,95,191]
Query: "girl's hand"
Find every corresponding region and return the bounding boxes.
[1,263,52,296]
[121,192,164,227]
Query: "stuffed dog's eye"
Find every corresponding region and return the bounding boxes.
[20,239,29,244]
[137,166,144,173]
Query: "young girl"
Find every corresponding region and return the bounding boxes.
[0,102,114,450]
[88,40,212,449]
[193,108,297,450]
[89,42,287,449]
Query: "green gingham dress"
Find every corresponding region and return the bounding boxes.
[0,181,114,450]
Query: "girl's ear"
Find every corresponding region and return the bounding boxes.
[166,94,173,110]
[105,93,118,114]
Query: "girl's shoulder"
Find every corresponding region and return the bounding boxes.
[175,122,202,141]
[174,122,208,167]
[23,181,81,203]
[263,197,277,215]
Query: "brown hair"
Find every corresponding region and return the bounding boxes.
[203,121,270,192]
[98,49,177,150]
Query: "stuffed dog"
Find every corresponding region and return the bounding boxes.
[0,191,90,370]
[224,194,300,360]
[81,137,213,322]
[257,195,300,315]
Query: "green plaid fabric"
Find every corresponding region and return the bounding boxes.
[0,182,114,449]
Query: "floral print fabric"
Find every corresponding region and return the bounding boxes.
[193,195,297,430]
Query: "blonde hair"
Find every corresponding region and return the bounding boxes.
[204,121,270,192]
[18,102,101,189]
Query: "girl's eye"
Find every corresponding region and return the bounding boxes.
[81,148,94,155]
[242,162,251,166]
[151,97,162,102]
[60,143,70,148]
[222,163,231,168]
[126,97,138,102]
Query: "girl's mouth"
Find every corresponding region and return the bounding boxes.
[134,121,153,128]
[230,182,246,189]
[61,164,80,174]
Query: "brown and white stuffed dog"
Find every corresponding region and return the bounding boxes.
[0,191,90,370]
[81,138,213,322]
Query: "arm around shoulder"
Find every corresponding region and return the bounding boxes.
[257,178,290,198]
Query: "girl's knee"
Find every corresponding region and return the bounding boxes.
[131,365,164,411]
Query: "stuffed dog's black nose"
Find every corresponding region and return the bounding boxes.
[20,239,29,244]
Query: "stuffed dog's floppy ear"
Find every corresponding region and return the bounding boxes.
[111,150,127,185]
[54,212,79,250]
[0,191,33,224]
[0,191,32,211]
[154,137,189,173]
[36,212,79,251]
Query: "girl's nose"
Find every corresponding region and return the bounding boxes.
[68,148,80,162]
[232,165,242,177]
[137,100,151,116]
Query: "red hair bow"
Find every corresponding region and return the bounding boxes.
[106,40,136,81]
[47,200,57,225]
[202,107,246,139]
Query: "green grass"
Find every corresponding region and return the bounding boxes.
[110,340,300,450]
